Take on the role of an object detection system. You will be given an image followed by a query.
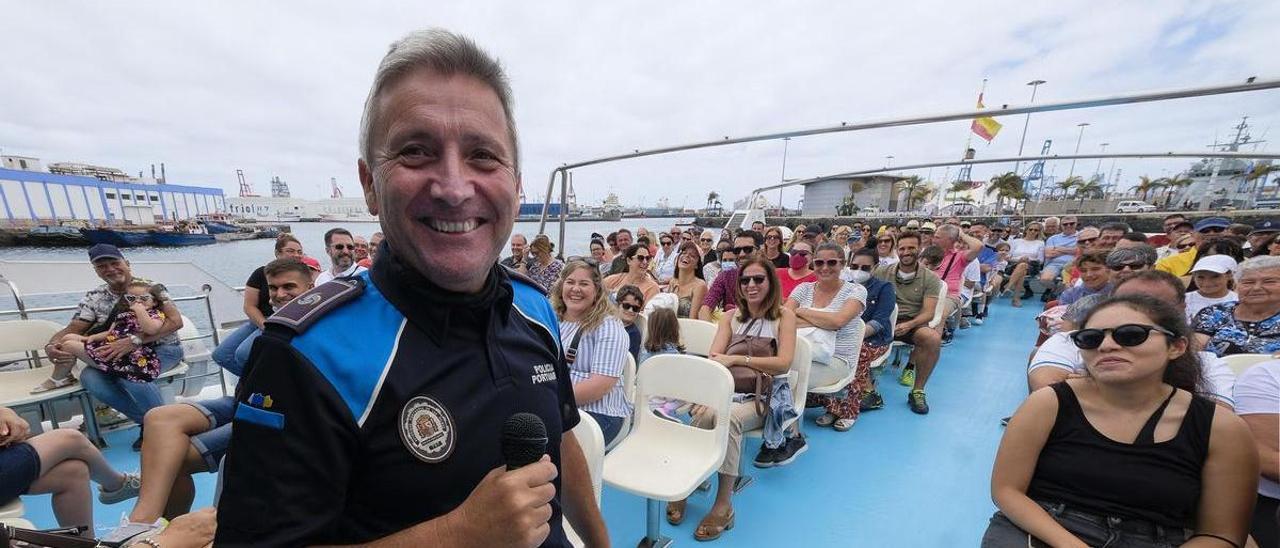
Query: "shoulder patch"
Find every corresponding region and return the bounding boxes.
[266,277,365,333]
[504,266,548,296]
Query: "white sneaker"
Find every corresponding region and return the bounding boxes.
[99,515,166,544]
[99,472,142,504]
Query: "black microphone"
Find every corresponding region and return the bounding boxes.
[502,412,548,470]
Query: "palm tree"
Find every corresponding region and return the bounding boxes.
[947,180,971,204]
[1074,180,1103,206]
[847,179,865,206]
[1245,162,1280,200]
[1054,176,1083,200]
[1133,175,1164,202]
[895,176,925,210]
[910,184,936,210]
[1156,174,1192,207]
[986,172,1025,212]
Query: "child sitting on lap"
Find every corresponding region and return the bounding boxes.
[58,281,169,383]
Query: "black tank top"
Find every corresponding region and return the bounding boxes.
[1026,382,1215,528]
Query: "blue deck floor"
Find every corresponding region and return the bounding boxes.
[21,298,1039,546]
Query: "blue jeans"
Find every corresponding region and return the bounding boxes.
[186,397,236,471]
[586,411,624,445]
[211,323,259,378]
[80,342,184,425]
[981,502,1190,548]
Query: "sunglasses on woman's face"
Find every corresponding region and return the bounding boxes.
[633,254,651,262]
[850,264,873,272]
[619,302,641,313]
[1078,237,1098,245]
[738,275,768,286]
[877,239,893,244]
[813,259,842,268]
[700,237,713,243]
[124,294,154,303]
[1070,324,1175,350]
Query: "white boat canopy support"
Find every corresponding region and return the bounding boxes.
[0,260,245,329]
[535,76,1280,251]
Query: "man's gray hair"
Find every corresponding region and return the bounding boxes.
[935,223,961,241]
[1236,255,1280,281]
[358,28,519,172]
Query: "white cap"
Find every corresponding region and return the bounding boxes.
[1190,254,1238,274]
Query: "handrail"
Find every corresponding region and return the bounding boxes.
[536,76,1280,251]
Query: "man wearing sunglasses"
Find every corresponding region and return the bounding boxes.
[698,231,763,321]
[1155,219,1195,260]
[872,232,944,414]
[1026,271,1236,407]
[315,227,368,285]
[1038,215,1080,298]
[1155,216,1231,278]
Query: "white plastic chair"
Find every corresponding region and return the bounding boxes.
[1221,353,1274,376]
[0,320,99,441]
[603,353,637,452]
[807,319,866,395]
[636,313,649,344]
[563,413,605,548]
[603,355,735,548]
[0,498,23,519]
[868,305,899,371]
[678,318,718,357]
[736,336,813,492]
[891,283,947,368]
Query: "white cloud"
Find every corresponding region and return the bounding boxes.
[1,0,1277,210]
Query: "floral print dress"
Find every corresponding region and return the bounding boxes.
[86,309,165,382]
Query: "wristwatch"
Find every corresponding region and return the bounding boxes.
[129,335,143,345]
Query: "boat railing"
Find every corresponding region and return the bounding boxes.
[535,76,1280,251]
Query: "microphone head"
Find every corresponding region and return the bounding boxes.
[502,412,548,470]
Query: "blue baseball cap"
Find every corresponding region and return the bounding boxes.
[87,243,125,263]
[1251,220,1279,235]
[1193,217,1231,232]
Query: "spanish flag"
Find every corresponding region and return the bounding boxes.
[971,92,1002,142]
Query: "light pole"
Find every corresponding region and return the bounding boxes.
[886,155,894,168]
[1066,122,1090,180]
[1095,142,1109,181]
[1013,79,1046,176]
[779,137,790,211]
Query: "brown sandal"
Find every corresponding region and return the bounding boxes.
[665,500,686,525]
[693,509,734,541]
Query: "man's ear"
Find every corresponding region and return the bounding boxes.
[359,159,378,216]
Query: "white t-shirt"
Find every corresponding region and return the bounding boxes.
[1184,290,1237,322]
[1008,238,1045,262]
[960,259,981,300]
[315,263,367,285]
[1028,333,1237,407]
[1233,360,1280,499]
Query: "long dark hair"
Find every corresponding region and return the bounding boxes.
[735,256,782,322]
[1078,294,1204,394]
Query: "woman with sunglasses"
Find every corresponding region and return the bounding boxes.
[779,240,818,300]
[762,226,791,269]
[668,256,797,541]
[986,294,1258,547]
[604,243,660,305]
[551,261,632,444]
[1004,222,1045,308]
[1192,255,1280,358]
[516,234,563,292]
[787,244,872,431]
[664,242,707,319]
[875,233,899,267]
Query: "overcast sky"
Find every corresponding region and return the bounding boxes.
[3,1,1279,210]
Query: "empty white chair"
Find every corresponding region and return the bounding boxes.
[603,353,637,452]
[0,320,96,440]
[678,318,718,357]
[564,413,605,548]
[603,355,735,548]
[1221,353,1274,376]
[737,336,813,492]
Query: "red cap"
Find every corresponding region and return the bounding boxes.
[301,256,323,272]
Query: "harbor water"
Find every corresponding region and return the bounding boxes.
[0,219,698,288]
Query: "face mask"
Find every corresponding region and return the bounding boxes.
[789,254,809,270]
[851,270,871,284]
[896,269,917,281]
[721,261,737,271]
[852,230,863,241]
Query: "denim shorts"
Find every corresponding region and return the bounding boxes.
[981,502,1191,548]
[0,442,40,502]
[155,342,185,372]
[185,396,236,471]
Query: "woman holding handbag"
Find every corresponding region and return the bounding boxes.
[666,256,797,542]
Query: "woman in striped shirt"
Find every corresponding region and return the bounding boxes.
[551,260,633,444]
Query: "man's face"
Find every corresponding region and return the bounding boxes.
[897,238,920,267]
[93,258,131,288]
[510,236,527,259]
[1169,226,1192,242]
[616,231,633,250]
[1043,219,1060,235]
[266,270,315,309]
[353,237,370,260]
[358,69,519,293]
[1163,217,1186,235]
[1079,261,1111,289]
[1098,229,1124,249]
[968,225,989,240]
[327,234,357,270]
[733,236,758,267]
[1060,218,1078,235]
[751,221,765,232]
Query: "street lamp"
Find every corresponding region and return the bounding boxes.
[1066,122,1090,180]
[886,155,894,168]
[1013,79,1046,175]
[779,137,790,210]
[1095,142,1110,184]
